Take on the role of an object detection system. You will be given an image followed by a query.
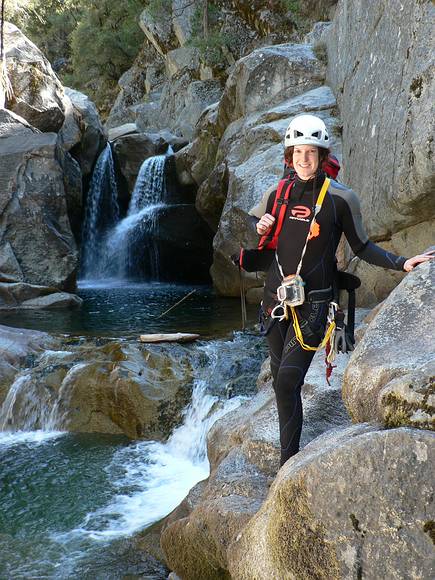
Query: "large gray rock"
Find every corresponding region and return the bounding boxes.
[4,23,65,132]
[65,87,107,176]
[174,103,221,187]
[57,93,82,153]
[158,71,223,139]
[0,283,81,310]
[172,0,199,46]
[112,132,174,192]
[348,219,434,306]
[139,8,178,56]
[216,44,325,129]
[165,47,201,78]
[326,0,435,241]
[228,426,435,580]
[0,339,194,440]
[343,257,434,430]
[106,42,165,129]
[0,110,78,292]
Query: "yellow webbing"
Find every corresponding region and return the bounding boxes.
[290,306,335,352]
[283,177,334,351]
[315,177,330,213]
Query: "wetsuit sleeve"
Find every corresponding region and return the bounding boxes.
[339,187,407,271]
[248,184,276,218]
[247,214,259,234]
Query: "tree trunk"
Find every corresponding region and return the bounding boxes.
[202,0,208,39]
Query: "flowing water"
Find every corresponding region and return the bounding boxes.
[80,144,120,279]
[0,329,266,579]
[102,154,169,281]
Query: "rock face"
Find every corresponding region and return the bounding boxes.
[107,0,303,139]
[326,0,435,302]
[0,338,195,440]
[112,133,172,192]
[0,110,79,293]
[0,25,108,307]
[0,283,82,310]
[216,44,325,128]
[172,40,342,296]
[228,425,435,580]
[158,73,223,140]
[64,88,107,177]
[4,23,65,132]
[343,257,435,430]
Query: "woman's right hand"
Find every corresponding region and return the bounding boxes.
[256,213,276,236]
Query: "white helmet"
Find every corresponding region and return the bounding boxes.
[284,114,330,149]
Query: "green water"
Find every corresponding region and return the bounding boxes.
[0,432,169,579]
[0,283,264,578]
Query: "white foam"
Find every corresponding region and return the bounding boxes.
[53,382,243,543]
[0,430,65,447]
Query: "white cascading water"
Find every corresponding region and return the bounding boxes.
[103,154,168,280]
[81,143,120,279]
[0,338,248,540]
[0,351,76,433]
[54,380,242,545]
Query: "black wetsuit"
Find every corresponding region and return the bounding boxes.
[259,171,406,467]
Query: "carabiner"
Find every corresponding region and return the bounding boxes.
[271,302,288,322]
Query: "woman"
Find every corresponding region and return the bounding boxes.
[251,114,433,467]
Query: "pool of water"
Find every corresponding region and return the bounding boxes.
[0,281,258,339]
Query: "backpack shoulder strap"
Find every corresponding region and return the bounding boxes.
[258,178,294,250]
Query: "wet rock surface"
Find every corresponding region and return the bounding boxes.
[0,337,195,439]
[161,343,352,579]
[0,325,56,403]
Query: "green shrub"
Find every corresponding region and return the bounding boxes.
[6,0,146,114]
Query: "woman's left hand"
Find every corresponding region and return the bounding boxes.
[403,250,435,272]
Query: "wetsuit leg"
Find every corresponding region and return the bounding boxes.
[266,305,326,467]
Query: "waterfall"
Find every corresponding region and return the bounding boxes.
[80,143,120,279]
[0,374,54,431]
[102,153,169,281]
[52,376,244,542]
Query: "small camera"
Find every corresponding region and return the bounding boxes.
[276,275,305,307]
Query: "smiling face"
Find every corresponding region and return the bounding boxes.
[292,145,319,181]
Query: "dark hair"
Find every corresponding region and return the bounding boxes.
[284,145,330,168]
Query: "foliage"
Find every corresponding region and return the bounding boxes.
[6,0,83,64]
[6,0,146,113]
[187,2,233,69]
[144,0,172,20]
[68,0,145,112]
[279,0,300,14]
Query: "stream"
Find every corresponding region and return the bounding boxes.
[0,283,265,579]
